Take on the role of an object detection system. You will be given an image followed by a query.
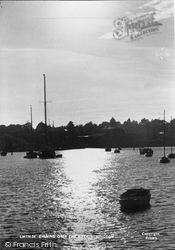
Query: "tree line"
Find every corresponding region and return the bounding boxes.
[0,117,175,152]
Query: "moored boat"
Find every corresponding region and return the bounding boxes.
[160,156,170,163]
[38,148,55,159]
[1,150,7,156]
[143,121,153,157]
[38,74,62,159]
[139,147,153,155]
[159,110,170,163]
[145,151,153,157]
[24,150,38,159]
[56,153,63,158]
[167,153,175,159]
[105,148,111,152]
[38,148,62,159]
[119,188,151,211]
[114,148,120,153]
[167,116,175,159]
[24,106,38,159]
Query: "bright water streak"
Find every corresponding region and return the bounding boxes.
[0,148,175,249]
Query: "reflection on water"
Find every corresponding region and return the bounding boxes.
[0,148,175,249]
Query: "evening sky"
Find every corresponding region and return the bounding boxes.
[0,0,174,127]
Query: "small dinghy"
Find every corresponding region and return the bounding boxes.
[119,188,151,212]
[167,153,175,159]
[24,150,38,159]
[1,150,7,156]
[105,148,111,152]
[139,147,153,155]
[56,153,63,158]
[145,151,153,157]
[159,156,170,163]
[114,148,120,153]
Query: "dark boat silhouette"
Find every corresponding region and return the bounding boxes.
[38,147,56,159]
[38,74,62,159]
[140,123,153,157]
[1,150,7,156]
[24,106,38,159]
[119,188,151,212]
[24,150,38,159]
[114,148,120,153]
[145,151,153,157]
[167,116,175,159]
[139,147,153,155]
[160,110,170,163]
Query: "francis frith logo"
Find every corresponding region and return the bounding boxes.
[113,13,162,41]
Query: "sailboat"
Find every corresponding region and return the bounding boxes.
[145,121,153,157]
[24,105,38,159]
[38,74,62,159]
[167,116,175,158]
[159,110,170,163]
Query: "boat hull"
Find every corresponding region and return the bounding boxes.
[38,149,56,159]
[56,154,62,158]
[167,153,175,159]
[24,151,38,159]
[1,151,7,156]
[119,188,151,212]
[159,156,170,163]
[114,148,120,153]
[145,152,153,157]
[139,148,153,155]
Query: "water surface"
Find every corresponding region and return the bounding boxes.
[0,148,175,249]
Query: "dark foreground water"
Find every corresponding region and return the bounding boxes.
[0,148,175,250]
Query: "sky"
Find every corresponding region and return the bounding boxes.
[0,0,174,127]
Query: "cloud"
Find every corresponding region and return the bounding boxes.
[143,0,162,7]
[142,0,174,20]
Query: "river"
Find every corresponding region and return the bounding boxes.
[0,148,175,249]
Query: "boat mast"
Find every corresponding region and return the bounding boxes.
[171,116,173,154]
[43,74,48,146]
[163,110,165,157]
[30,105,33,150]
[147,121,149,148]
